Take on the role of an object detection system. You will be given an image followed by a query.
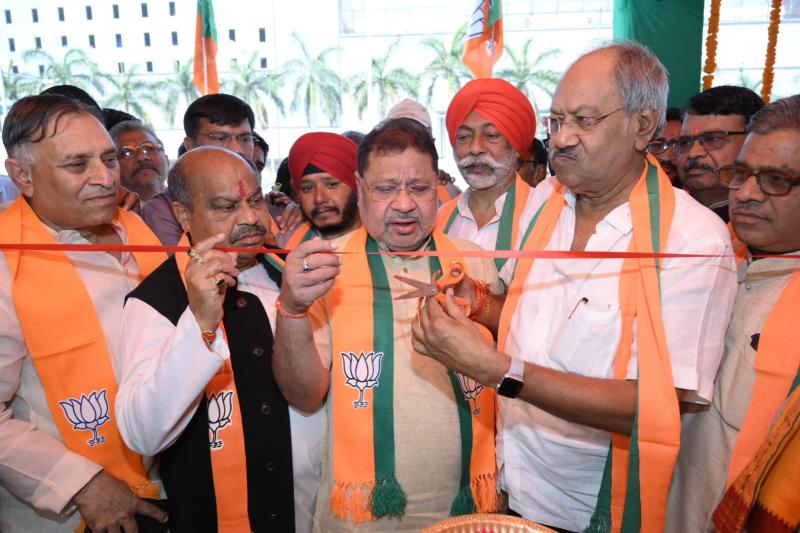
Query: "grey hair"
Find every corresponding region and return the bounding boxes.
[588,40,669,133]
[747,94,800,135]
[107,119,162,146]
[168,155,191,207]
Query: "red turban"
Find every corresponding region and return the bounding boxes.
[445,78,537,154]
[288,132,358,191]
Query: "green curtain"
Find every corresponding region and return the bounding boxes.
[613,0,705,108]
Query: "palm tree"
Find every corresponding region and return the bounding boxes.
[223,52,285,128]
[156,59,200,127]
[1,62,39,104]
[349,40,419,119]
[419,24,472,108]
[99,65,162,124]
[496,39,561,112]
[281,32,345,127]
[21,48,104,96]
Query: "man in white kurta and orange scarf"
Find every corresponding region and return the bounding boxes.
[411,42,737,532]
[0,94,167,532]
[437,78,536,273]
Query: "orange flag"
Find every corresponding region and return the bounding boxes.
[193,0,219,94]
[462,0,503,78]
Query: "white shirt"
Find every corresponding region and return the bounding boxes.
[117,261,325,533]
[441,188,508,251]
[498,177,737,531]
[0,217,154,533]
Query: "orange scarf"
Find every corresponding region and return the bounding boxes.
[284,221,314,250]
[0,197,163,493]
[725,269,800,487]
[714,384,800,532]
[436,173,531,270]
[498,156,680,532]
[326,227,497,523]
[174,234,251,533]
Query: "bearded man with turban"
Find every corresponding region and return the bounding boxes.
[437,78,536,270]
[279,132,360,249]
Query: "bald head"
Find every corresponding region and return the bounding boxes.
[170,146,270,269]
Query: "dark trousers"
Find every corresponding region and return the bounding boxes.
[507,508,578,533]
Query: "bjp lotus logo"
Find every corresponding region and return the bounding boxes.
[456,373,484,416]
[59,390,110,447]
[207,391,234,450]
[341,351,383,408]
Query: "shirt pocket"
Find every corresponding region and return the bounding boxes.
[546,303,621,378]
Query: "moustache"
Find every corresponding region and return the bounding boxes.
[550,147,579,160]
[683,159,716,174]
[133,162,160,174]
[386,212,420,224]
[456,153,503,170]
[311,205,340,218]
[229,224,267,243]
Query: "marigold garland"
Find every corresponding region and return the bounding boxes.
[762,0,782,103]
[703,0,722,91]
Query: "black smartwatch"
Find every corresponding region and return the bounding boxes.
[496,357,525,398]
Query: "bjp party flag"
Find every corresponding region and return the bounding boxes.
[462,0,503,78]
[193,0,219,94]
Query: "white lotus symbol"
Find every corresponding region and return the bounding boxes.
[456,373,484,416]
[341,351,383,408]
[59,390,110,446]
[207,391,234,449]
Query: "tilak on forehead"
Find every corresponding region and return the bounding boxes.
[238,180,247,200]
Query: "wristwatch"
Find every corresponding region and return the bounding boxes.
[496,356,525,398]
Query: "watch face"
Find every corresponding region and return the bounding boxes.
[497,377,524,398]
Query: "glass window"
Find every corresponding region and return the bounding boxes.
[169,2,175,16]
[260,57,267,69]
[31,8,38,22]
[171,31,178,45]
[38,64,44,75]
[34,36,41,49]
[11,65,18,74]
[116,33,122,47]
[61,35,67,47]
[112,4,119,18]
[4,10,11,24]
[229,29,235,41]
[141,3,148,17]
[146,61,153,72]
[88,34,95,48]
[118,62,125,74]
[58,7,64,21]
[86,5,92,20]
[8,38,14,52]
[259,28,266,42]
[144,32,150,46]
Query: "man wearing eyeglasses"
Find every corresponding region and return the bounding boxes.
[676,86,764,222]
[409,42,738,532]
[273,118,504,532]
[109,120,168,202]
[667,94,800,532]
[646,107,683,186]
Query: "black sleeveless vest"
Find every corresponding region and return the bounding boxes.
[126,255,294,532]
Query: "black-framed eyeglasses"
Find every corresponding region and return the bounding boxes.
[196,131,255,147]
[364,181,438,202]
[542,108,623,135]
[673,130,746,155]
[117,142,164,159]
[718,163,800,196]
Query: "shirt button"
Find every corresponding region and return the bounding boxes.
[403,267,408,273]
[265,461,276,471]
[260,403,271,415]
[236,297,248,308]
[252,346,264,357]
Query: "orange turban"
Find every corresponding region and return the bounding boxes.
[288,132,358,191]
[445,78,536,154]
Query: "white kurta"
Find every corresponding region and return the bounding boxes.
[117,262,325,533]
[440,188,508,252]
[498,177,738,531]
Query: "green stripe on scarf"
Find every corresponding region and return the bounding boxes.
[585,162,662,533]
[365,236,406,517]
[443,180,519,270]
[428,242,478,516]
